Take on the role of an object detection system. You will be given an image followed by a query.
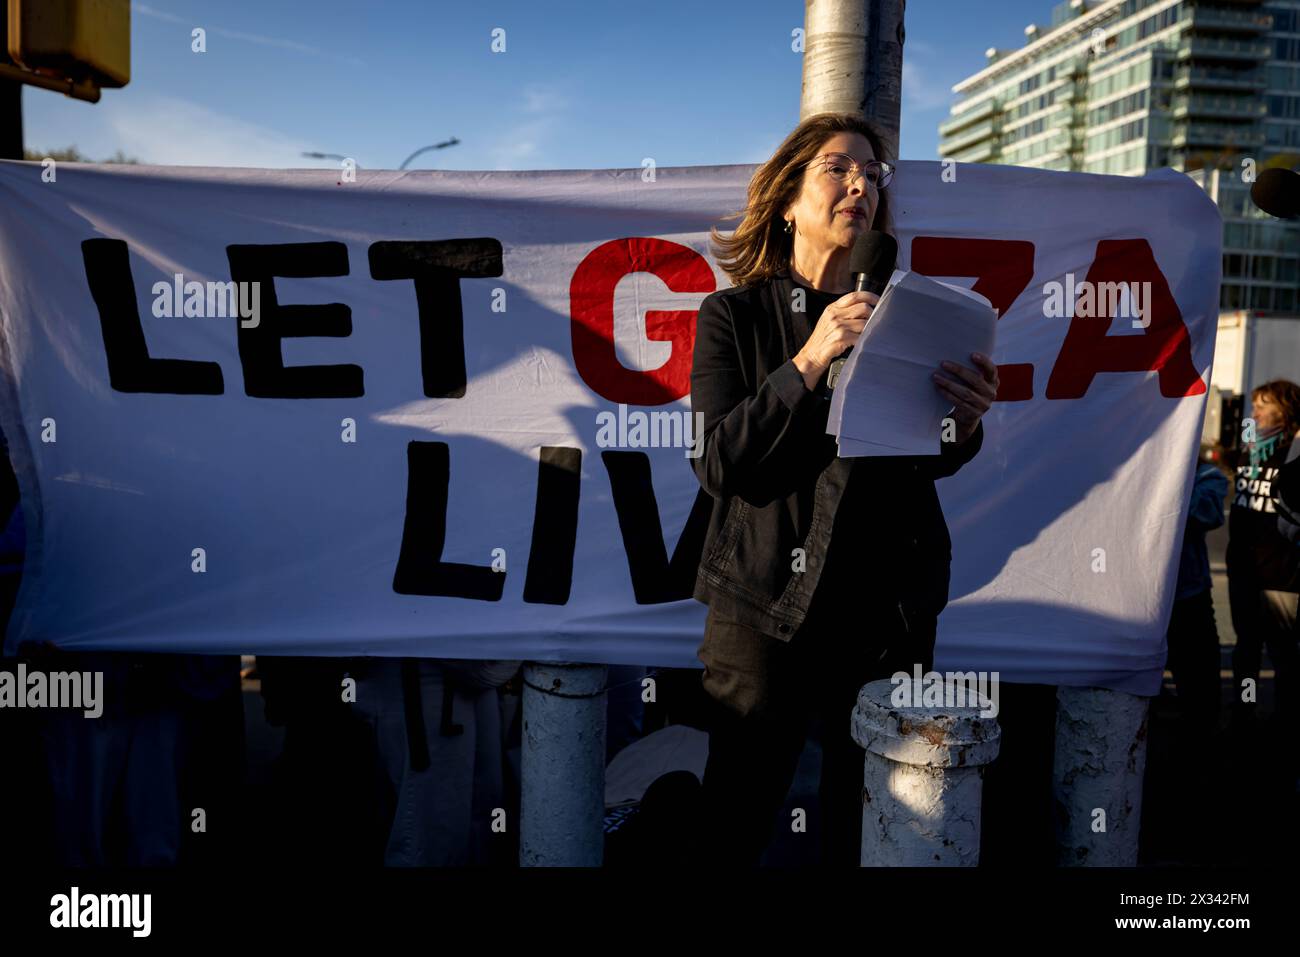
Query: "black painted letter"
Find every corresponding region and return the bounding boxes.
[367,239,503,398]
[226,242,361,398]
[392,441,506,601]
[82,238,224,394]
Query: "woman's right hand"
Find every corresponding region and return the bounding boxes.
[792,290,879,390]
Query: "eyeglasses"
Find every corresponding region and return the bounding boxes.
[810,152,893,189]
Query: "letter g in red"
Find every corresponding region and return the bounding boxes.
[570,238,715,405]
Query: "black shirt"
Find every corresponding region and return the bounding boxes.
[688,272,981,642]
[1227,430,1300,591]
[788,279,906,606]
[788,281,844,395]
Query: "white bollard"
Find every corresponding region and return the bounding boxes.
[519,662,608,867]
[1053,686,1149,866]
[851,677,1001,866]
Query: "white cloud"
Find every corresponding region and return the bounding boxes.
[486,83,572,169]
[902,57,955,113]
[133,2,365,67]
[486,118,551,170]
[522,85,569,114]
[99,94,325,168]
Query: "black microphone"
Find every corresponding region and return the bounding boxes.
[1250,167,1300,220]
[828,230,897,389]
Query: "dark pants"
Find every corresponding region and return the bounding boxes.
[1163,588,1222,744]
[1228,577,1300,733]
[695,587,933,867]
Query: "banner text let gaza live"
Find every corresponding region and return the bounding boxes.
[79,233,1205,608]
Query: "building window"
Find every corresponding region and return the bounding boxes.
[1136,5,1180,42]
[1088,89,1148,126]
[1274,37,1300,61]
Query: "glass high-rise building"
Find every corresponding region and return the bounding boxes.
[938,0,1300,315]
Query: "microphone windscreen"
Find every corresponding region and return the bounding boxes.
[1251,167,1300,219]
[850,231,898,293]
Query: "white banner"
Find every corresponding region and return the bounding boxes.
[0,160,1221,693]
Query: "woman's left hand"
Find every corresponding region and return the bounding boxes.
[932,352,999,445]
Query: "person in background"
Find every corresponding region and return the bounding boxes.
[258,656,382,866]
[1163,453,1227,756]
[1226,379,1300,741]
[351,657,521,866]
[605,664,648,763]
[0,472,41,862]
[33,651,184,866]
[174,654,245,866]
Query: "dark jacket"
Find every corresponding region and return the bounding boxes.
[688,270,984,643]
[1175,461,1227,601]
[1227,429,1300,591]
[1276,437,1300,543]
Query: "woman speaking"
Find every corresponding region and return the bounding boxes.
[688,112,997,866]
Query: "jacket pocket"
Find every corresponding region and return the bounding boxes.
[730,496,801,604]
[705,495,750,570]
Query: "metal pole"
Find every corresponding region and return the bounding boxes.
[399,137,459,171]
[519,662,608,866]
[805,0,932,868]
[801,0,906,161]
[1,11,24,159]
[0,78,22,161]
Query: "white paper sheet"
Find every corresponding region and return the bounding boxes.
[827,269,998,457]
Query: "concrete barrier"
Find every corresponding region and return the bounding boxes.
[851,676,1001,866]
[519,662,607,866]
[1053,686,1149,866]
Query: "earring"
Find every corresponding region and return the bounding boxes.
[784,219,794,234]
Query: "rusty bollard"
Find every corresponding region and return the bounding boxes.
[1052,686,1149,866]
[850,675,1001,866]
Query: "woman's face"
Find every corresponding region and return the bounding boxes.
[783,132,880,254]
[1253,392,1283,433]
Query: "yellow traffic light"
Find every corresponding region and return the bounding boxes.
[6,0,130,93]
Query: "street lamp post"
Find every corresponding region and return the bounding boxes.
[399,137,460,170]
[301,151,352,163]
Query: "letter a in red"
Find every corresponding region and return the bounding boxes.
[1046,239,1204,399]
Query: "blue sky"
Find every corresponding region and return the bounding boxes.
[24,0,1057,169]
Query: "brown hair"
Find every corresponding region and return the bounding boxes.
[1252,379,1300,436]
[708,112,895,290]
